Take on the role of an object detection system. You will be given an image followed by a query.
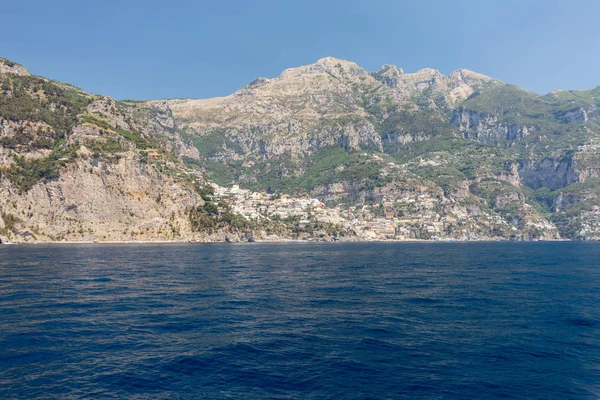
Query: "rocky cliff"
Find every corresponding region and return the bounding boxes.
[1,56,600,242]
[154,57,600,240]
[0,60,256,243]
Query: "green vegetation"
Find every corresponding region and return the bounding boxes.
[0,74,90,138]
[459,84,591,160]
[203,161,238,186]
[297,146,349,189]
[462,85,544,118]
[541,86,600,107]
[379,109,457,138]
[3,57,600,240]
[518,179,600,238]
[391,137,474,163]
[235,147,390,194]
[416,165,466,195]
[83,138,124,157]
[0,75,92,192]
[191,131,228,157]
[1,144,79,192]
[530,187,555,211]
[187,196,347,239]
[187,196,254,234]
[80,114,154,149]
[118,99,146,106]
[0,126,54,150]
[0,211,22,236]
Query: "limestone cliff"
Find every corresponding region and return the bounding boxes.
[149,57,600,239]
[2,57,600,242]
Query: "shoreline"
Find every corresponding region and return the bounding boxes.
[0,238,581,245]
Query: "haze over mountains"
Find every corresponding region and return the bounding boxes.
[1,56,600,242]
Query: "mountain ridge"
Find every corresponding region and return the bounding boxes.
[1,56,600,242]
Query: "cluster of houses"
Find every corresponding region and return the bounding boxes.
[213,185,344,226]
[211,184,456,240]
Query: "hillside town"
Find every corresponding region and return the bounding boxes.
[212,184,459,241]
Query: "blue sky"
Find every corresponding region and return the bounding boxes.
[2,0,599,99]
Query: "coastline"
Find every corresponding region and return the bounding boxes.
[0,238,577,245]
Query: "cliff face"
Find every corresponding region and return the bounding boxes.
[0,152,203,242]
[152,57,600,240]
[1,57,600,242]
[0,62,223,243]
[162,58,498,163]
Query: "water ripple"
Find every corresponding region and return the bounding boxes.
[1,242,600,399]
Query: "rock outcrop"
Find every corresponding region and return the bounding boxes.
[2,56,600,241]
[0,58,30,76]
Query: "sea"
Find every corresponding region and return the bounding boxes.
[1,242,599,399]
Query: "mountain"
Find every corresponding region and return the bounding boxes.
[1,56,600,242]
[0,58,271,243]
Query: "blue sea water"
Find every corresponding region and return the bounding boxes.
[1,242,600,399]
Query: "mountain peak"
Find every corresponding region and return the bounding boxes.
[0,57,30,76]
[279,57,364,79]
[379,64,404,74]
[315,56,353,66]
[449,68,495,84]
[373,64,405,87]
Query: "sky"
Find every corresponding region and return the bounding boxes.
[2,0,599,100]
